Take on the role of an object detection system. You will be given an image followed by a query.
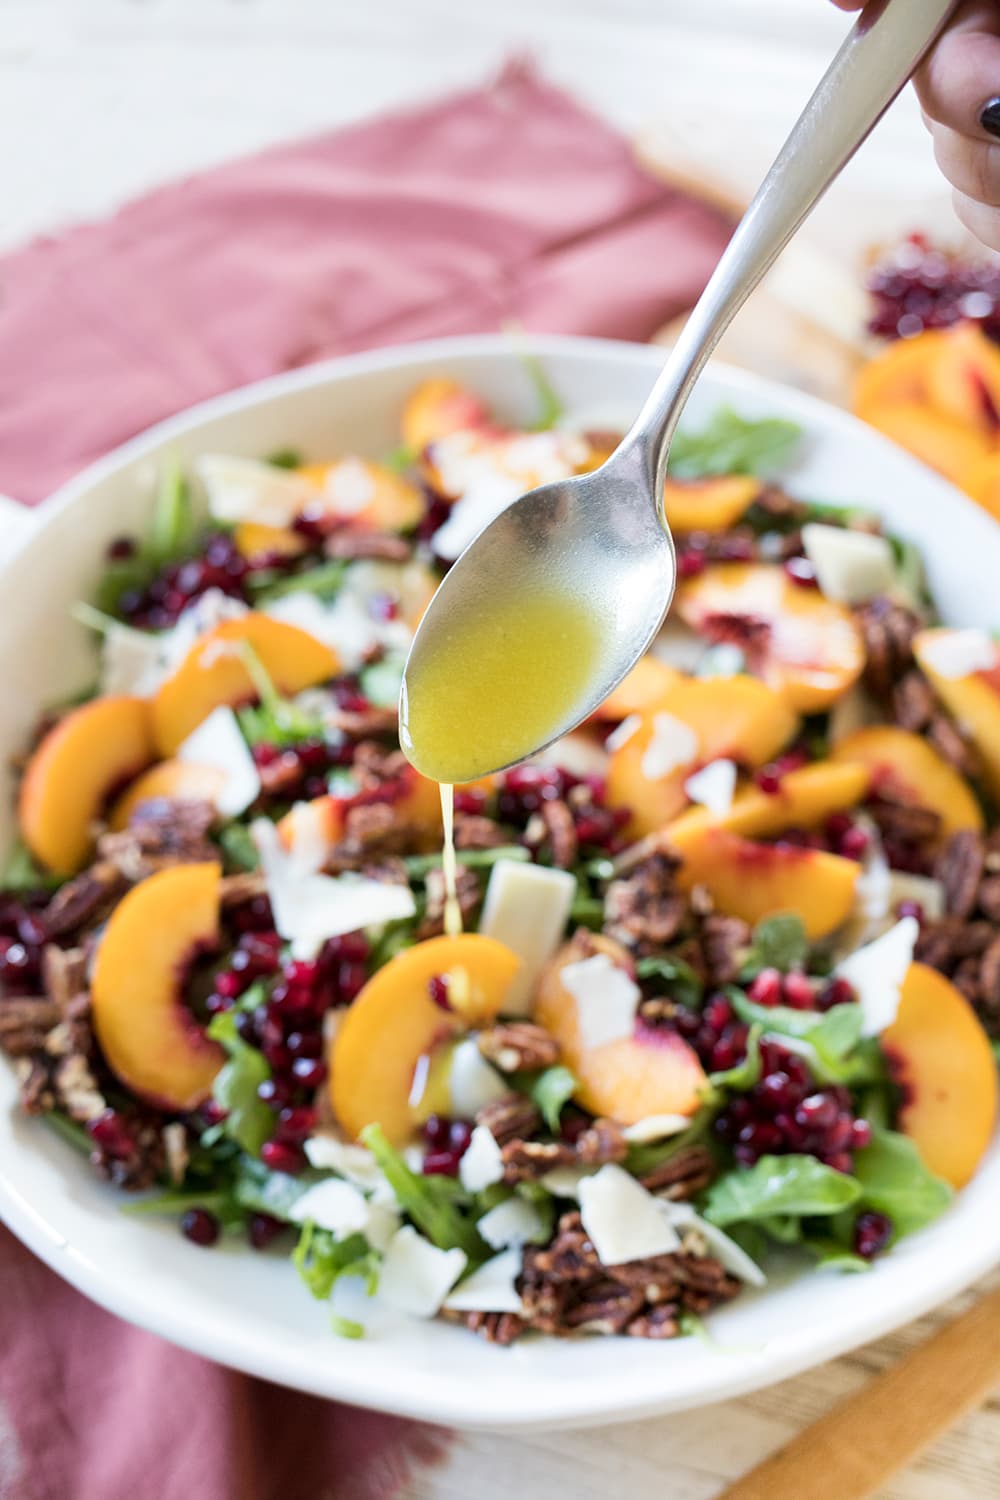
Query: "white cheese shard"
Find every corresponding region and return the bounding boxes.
[919,628,998,680]
[696,643,746,679]
[683,758,737,817]
[834,915,919,1037]
[363,1201,402,1254]
[196,454,314,527]
[621,1114,692,1144]
[885,871,945,922]
[539,1165,594,1199]
[443,1249,524,1314]
[578,1164,682,1265]
[377,1226,467,1318]
[478,859,575,1016]
[177,706,260,816]
[458,1124,505,1193]
[281,798,335,877]
[264,568,412,670]
[447,1038,510,1118]
[533,732,610,779]
[605,714,642,753]
[640,712,699,780]
[304,1135,384,1190]
[98,624,164,698]
[322,458,375,515]
[663,1202,766,1287]
[801,523,896,606]
[477,1196,546,1251]
[288,1178,372,1236]
[560,953,640,1051]
[253,819,416,958]
[652,619,705,673]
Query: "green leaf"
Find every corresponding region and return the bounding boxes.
[247,559,347,604]
[704,1154,862,1228]
[851,1129,952,1238]
[93,555,156,616]
[383,443,419,474]
[803,1236,870,1274]
[529,1065,579,1131]
[293,1222,372,1300]
[636,954,705,1010]
[757,1213,804,1244]
[728,995,884,1086]
[624,1109,712,1179]
[359,653,405,709]
[216,822,260,873]
[1,838,63,893]
[741,914,809,976]
[521,353,564,431]
[148,454,196,567]
[72,601,148,639]
[708,1025,763,1093]
[568,891,604,929]
[668,408,801,480]
[330,1313,365,1339]
[121,1188,239,1221]
[233,1156,319,1221]
[42,1111,92,1156]
[361,1122,487,1259]
[235,641,329,745]
[402,845,530,878]
[266,447,304,470]
[207,1012,275,1156]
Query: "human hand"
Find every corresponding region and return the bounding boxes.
[832,0,1000,251]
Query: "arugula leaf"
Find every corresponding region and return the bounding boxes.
[42,1111,92,1156]
[293,1222,373,1300]
[741,914,809,976]
[121,1187,240,1222]
[402,845,530,877]
[233,1156,318,1221]
[529,1065,579,1131]
[383,442,419,474]
[624,1110,712,1179]
[729,995,884,1087]
[704,1154,862,1228]
[568,891,604,929]
[851,1129,952,1237]
[1,838,63,893]
[266,447,304,470]
[636,954,704,1010]
[521,353,564,431]
[247,560,346,604]
[361,1123,487,1259]
[803,1236,870,1274]
[148,454,196,567]
[235,641,328,745]
[207,1012,275,1156]
[330,1313,365,1339]
[359,653,405,709]
[216,823,260,873]
[668,408,801,480]
[708,1025,763,1093]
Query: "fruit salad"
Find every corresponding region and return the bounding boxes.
[3,371,999,1347]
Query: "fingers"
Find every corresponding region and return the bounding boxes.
[952,189,1000,253]
[914,0,1000,137]
[934,128,1000,208]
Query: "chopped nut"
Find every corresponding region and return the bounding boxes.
[98,799,216,880]
[454,1310,525,1345]
[54,1053,106,1123]
[163,1122,190,1186]
[501,1138,577,1185]
[891,671,935,732]
[604,854,687,950]
[418,866,481,939]
[936,829,986,919]
[0,996,61,1056]
[324,529,412,562]
[478,1022,560,1074]
[475,1093,542,1146]
[41,944,88,1011]
[454,815,509,851]
[928,715,980,778]
[43,864,124,938]
[638,1144,717,1200]
[575,1117,627,1166]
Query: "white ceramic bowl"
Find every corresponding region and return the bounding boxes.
[2,334,999,1431]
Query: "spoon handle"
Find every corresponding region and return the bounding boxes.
[628,0,956,504]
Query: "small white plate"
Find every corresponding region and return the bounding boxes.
[2,334,998,1430]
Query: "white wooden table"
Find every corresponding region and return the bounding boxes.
[2,4,994,1496]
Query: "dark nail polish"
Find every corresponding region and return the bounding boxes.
[980,98,1000,138]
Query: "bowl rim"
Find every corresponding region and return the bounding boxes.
[3,330,999,1430]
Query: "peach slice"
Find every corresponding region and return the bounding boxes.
[91,862,225,1110]
[882,962,997,1189]
[297,460,425,532]
[19,697,156,875]
[852,330,948,416]
[276,794,348,855]
[922,321,1000,438]
[401,378,492,454]
[672,828,860,941]
[330,933,522,1144]
[831,725,982,839]
[606,675,800,837]
[535,933,705,1125]
[662,475,761,533]
[961,450,1000,523]
[676,563,865,713]
[665,761,871,849]
[913,627,1000,801]
[591,655,681,722]
[152,613,339,754]
[855,400,991,486]
[233,521,308,562]
[108,759,229,832]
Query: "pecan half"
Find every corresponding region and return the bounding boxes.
[891,670,935,732]
[575,1117,627,1167]
[478,1022,560,1074]
[604,853,687,950]
[324,529,412,562]
[475,1093,542,1146]
[501,1138,577,1185]
[937,829,986,918]
[638,1144,717,1200]
[0,996,61,1056]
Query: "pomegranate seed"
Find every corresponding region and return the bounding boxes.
[337,961,368,1001]
[819,976,856,1010]
[260,1140,307,1175]
[285,960,321,988]
[895,899,925,922]
[678,549,706,578]
[782,972,815,1010]
[748,968,784,1007]
[795,1094,838,1130]
[181,1208,221,1247]
[291,1057,327,1089]
[214,970,243,999]
[86,1109,134,1158]
[448,1120,473,1153]
[754,769,783,795]
[453,789,486,816]
[824,1151,855,1174]
[838,826,870,860]
[422,1149,462,1176]
[286,1030,323,1059]
[248,1213,287,1251]
[824,813,853,842]
[559,1110,591,1145]
[257,1077,292,1109]
[853,1209,893,1258]
[428,975,451,1011]
[276,1105,318,1141]
[851,1118,873,1150]
[200,1100,228,1127]
[423,1115,451,1149]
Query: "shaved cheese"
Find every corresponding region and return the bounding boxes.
[478,860,575,1015]
[98,624,164,697]
[430,430,588,561]
[282,798,334,878]
[919,628,998,679]
[288,1178,371,1236]
[605,714,642,753]
[177,706,260,815]
[447,1038,510,1117]
[579,1164,681,1265]
[304,1135,384,1189]
[640,712,699,780]
[835,916,919,1036]
[652,619,705,673]
[477,1196,546,1251]
[265,575,411,670]
[801,523,896,606]
[377,1227,466,1318]
[196,454,314,527]
[363,1201,402,1254]
[533,732,609,779]
[444,1249,524,1314]
[684,758,737,817]
[457,1124,504,1193]
[560,953,640,1051]
[323,458,375,515]
[664,1202,766,1287]
[696,643,746,679]
[540,1165,594,1199]
[622,1114,692,1144]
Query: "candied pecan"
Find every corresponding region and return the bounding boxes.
[602,1254,684,1300]
[91,1115,167,1192]
[339,802,410,859]
[16,1055,55,1113]
[561,1281,644,1334]
[604,853,687,950]
[638,1144,717,1200]
[256,752,304,796]
[869,797,942,847]
[517,1277,572,1333]
[330,707,399,738]
[43,863,125,938]
[892,670,935,732]
[418,865,481,939]
[501,1138,577,1185]
[977,876,1000,922]
[928,715,980,778]
[977,935,1000,1021]
[0,996,61,1056]
[219,872,268,907]
[475,1093,542,1146]
[915,920,964,971]
[751,485,809,524]
[323,529,412,562]
[455,1310,525,1346]
[575,1117,627,1166]
[626,1305,681,1339]
[937,829,986,918]
[453,815,509,851]
[524,1211,601,1281]
[698,913,751,986]
[163,1121,190,1186]
[98,799,216,880]
[952,956,982,1003]
[352,742,410,789]
[41,944,88,1011]
[53,1053,105,1124]
[527,799,578,870]
[855,597,923,699]
[478,1022,560,1074]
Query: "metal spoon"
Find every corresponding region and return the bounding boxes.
[401,0,956,781]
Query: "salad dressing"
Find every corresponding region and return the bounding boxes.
[440,782,462,939]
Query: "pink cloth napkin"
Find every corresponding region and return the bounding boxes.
[0,62,733,1500]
